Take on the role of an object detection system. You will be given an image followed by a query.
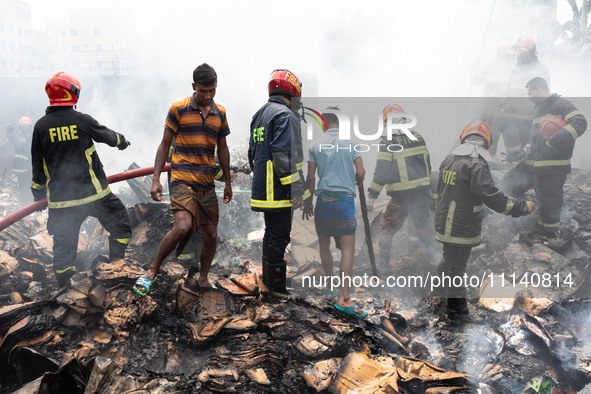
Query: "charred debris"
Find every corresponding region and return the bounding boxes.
[1,167,591,394]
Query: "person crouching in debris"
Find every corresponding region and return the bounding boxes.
[31,72,132,288]
[502,77,587,241]
[306,107,367,318]
[366,104,435,269]
[248,69,311,298]
[434,121,534,321]
[133,63,232,296]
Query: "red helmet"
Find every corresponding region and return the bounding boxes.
[514,36,536,54]
[268,69,302,98]
[18,116,32,126]
[460,121,492,149]
[382,104,405,123]
[45,71,82,106]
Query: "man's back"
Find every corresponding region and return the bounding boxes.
[308,128,358,195]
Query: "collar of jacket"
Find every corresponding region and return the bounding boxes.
[535,93,560,111]
[452,142,492,161]
[268,95,291,107]
[46,106,74,114]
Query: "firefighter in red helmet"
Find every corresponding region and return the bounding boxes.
[502,77,587,241]
[31,71,132,288]
[434,121,534,322]
[248,69,311,297]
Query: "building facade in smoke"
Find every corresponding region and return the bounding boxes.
[0,0,146,77]
[0,0,34,77]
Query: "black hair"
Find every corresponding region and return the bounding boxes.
[526,77,549,91]
[322,106,340,128]
[193,63,217,85]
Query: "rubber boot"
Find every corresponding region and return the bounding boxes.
[55,267,76,288]
[108,238,127,261]
[447,297,470,323]
[261,256,268,283]
[265,260,287,296]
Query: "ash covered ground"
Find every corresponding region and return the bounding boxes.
[1,169,591,393]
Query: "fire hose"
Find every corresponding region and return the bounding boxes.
[0,163,171,232]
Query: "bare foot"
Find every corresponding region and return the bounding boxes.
[197,279,212,288]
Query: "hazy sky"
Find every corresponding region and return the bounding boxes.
[20,0,590,176]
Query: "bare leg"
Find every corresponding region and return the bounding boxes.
[143,210,193,280]
[197,223,217,286]
[318,234,333,276]
[336,234,355,307]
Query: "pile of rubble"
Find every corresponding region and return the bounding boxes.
[1,169,591,393]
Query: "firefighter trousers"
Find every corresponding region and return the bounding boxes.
[437,244,472,299]
[501,166,566,235]
[379,192,432,265]
[47,192,132,272]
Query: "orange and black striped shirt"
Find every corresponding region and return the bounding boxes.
[166,95,230,190]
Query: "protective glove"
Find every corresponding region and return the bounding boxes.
[506,149,525,164]
[302,197,314,220]
[117,133,130,150]
[526,200,536,214]
[366,195,376,212]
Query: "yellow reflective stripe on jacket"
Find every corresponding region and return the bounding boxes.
[473,204,483,213]
[296,162,303,171]
[502,111,533,121]
[303,189,312,200]
[505,144,522,153]
[31,181,45,190]
[250,199,292,209]
[14,154,28,161]
[48,187,111,209]
[369,181,385,194]
[435,200,482,245]
[280,172,300,185]
[385,177,430,192]
[564,124,579,140]
[214,168,224,180]
[85,145,103,193]
[12,168,28,174]
[531,159,571,167]
[395,145,429,157]
[377,152,392,161]
[565,110,582,122]
[502,197,515,214]
[251,160,292,209]
[266,160,274,201]
[435,231,482,245]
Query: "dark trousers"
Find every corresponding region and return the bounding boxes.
[501,165,566,234]
[438,244,473,299]
[379,191,433,265]
[47,193,131,272]
[263,210,293,264]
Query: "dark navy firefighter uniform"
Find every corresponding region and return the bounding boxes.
[249,95,310,293]
[31,106,132,285]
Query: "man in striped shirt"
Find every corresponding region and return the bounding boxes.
[134,63,232,296]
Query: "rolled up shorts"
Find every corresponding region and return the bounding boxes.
[170,184,219,233]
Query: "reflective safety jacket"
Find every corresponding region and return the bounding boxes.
[368,130,431,199]
[500,60,551,155]
[434,151,529,247]
[248,96,310,211]
[31,107,123,209]
[7,127,31,174]
[525,94,587,175]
